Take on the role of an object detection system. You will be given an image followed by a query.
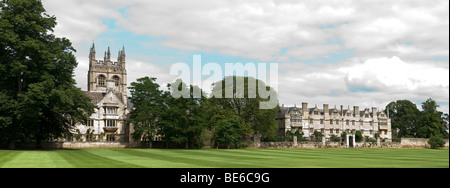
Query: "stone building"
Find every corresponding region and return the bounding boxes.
[72,43,129,142]
[276,103,392,143]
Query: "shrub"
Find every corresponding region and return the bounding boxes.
[313,131,324,142]
[355,131,363,142]
[329,134,340,142]
[428,135,445,149]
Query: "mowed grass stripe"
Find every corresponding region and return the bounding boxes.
[87,149,202,168]
[110,149,265,168]
[193,149,324,168]
[210,149,449,168]
[0,148,448,168]
[1,150,66,168]
[146,149,272,168]
[56,149,142,168]
[0,150,22,168]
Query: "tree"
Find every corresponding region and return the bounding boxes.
[213,118,248,149]
[160,79,208,149]
[428,135,445,149]
[209,76,279,141]
[355,131,363,142]
[127,77,166,147]
[313,131,324,142]
[386,100,421,138]
[0,0,94,149]
[417,99,448,139]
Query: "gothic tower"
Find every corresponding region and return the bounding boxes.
[87,43,127,96]
[82,43,129,142]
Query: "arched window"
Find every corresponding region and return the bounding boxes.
[98,75,106,86]
[113,76,120,86]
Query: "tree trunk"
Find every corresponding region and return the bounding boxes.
[8,140,15,150]
[36,139,42,149]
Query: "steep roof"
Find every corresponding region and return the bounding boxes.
[85,91,125,105]
[85,92,105,104]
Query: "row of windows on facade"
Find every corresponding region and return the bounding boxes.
[294,128,375,135]
[85,134,116,142]
[97,75,120,86]
[293,128,373,135]
[86,120,117,127]
[293,111,386,118]
[290,119,387,126]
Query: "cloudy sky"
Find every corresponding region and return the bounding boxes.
[41,0,449,113]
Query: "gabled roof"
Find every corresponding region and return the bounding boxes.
[85,92,106,104]
[85,91,125,106]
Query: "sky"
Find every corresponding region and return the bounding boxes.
[41,0,449,114]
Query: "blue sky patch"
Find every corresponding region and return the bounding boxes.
[349,86,377,93]
[424,57,449,61]
[118,6,131,19]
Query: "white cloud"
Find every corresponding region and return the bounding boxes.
[41,0,449,114]
[341,56,449,92]
[42,0,449,62]
[278,57,449,113]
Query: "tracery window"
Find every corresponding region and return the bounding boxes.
[113,76,120,86]
[98,75,106,86]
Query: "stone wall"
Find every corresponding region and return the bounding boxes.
[251,140,413,149]
[5,138,448,149]
[252,141,342,149]
[12,141,147,149]
[401,138,449,148]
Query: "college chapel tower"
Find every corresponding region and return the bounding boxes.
[75,43,129,142]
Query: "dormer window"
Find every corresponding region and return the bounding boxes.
[314,111,318,115]
[106,107,117,115]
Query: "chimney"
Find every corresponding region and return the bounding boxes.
[340,105,344,116]
[372,107,377,118]
[354,106,359,118]
[387,106,390,118]
[302,102,308,118]
[323,104,329,119]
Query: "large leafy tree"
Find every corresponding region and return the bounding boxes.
[127,77,166,147]
[160,79,207,149]
[209,76,279,141]
[0,0,94,149]
[417,99,448,139]
[386,100,421,139]
[213,118,248,149]
[386,99,448,140]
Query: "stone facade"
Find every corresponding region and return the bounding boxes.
[71,43,129,142]
[276,103,392,143]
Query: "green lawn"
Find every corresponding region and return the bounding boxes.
[0,148,448,168]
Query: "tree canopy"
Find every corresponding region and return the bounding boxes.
[386,99,448,140]
[208,76,279,141]
[0,0,95,149]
